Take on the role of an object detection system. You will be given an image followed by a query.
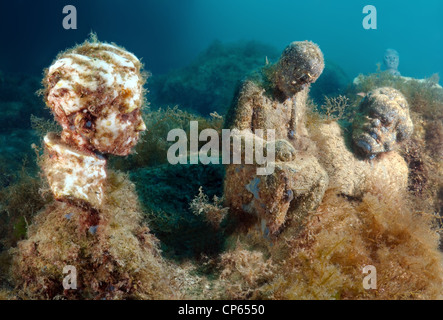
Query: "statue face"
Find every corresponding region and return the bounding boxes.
[384,49,399,70]
[45,42,147,156]
[275,41,324,96]
[90,106,146,155]
[353,87,413,158]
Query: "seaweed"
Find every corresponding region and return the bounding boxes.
[0,166,51,250]
[11,171,180,300]
[190,186,228,230]
[30,115,61,139]
[218,247,275,300]
[221,183,443,300]
[314,95,352,123]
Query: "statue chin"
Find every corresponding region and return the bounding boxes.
[354,131,386,159]
[387,68,401,76]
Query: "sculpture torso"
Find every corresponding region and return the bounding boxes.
[227,78,310,151]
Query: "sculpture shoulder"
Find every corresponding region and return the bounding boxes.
[224,74,267,130]
[311,121,348,156]
[376,151,409,175]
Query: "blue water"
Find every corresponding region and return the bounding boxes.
[0,0,442,81]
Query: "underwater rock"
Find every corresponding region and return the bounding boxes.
[224,41,328,235]
[130,163,225,259]
[353,73,442,90]
[352,87,413,159]
[150,40,280,116]
[309,59,350,105]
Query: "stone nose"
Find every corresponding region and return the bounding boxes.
[136,119,147,132]
[372,118,381,127]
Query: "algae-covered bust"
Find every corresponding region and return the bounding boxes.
[311,86,413,198]
[42,39,147,208]
[352,87,413,159]
[44,40,147,156]
[11,39,177,300]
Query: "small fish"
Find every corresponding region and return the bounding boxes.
[357,92,367,97]
[89,225,98,235]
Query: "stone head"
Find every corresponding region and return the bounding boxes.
[384,49,400,72]
[352,87,413,158]
[273,41,324,97]
[43,41,147,156]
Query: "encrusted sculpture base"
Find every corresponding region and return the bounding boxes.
[43,132,107,209]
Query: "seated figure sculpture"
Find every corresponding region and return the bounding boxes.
[224,41,329,235]
[311,87,413,197]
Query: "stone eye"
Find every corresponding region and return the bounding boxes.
[299,74,308,82]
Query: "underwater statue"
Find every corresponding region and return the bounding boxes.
[383,49,400,76]
[311,87,413,197]
[352,87,413,159]
[11,39,176,300]
[42,41,146,210]
[224,41,329,235]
